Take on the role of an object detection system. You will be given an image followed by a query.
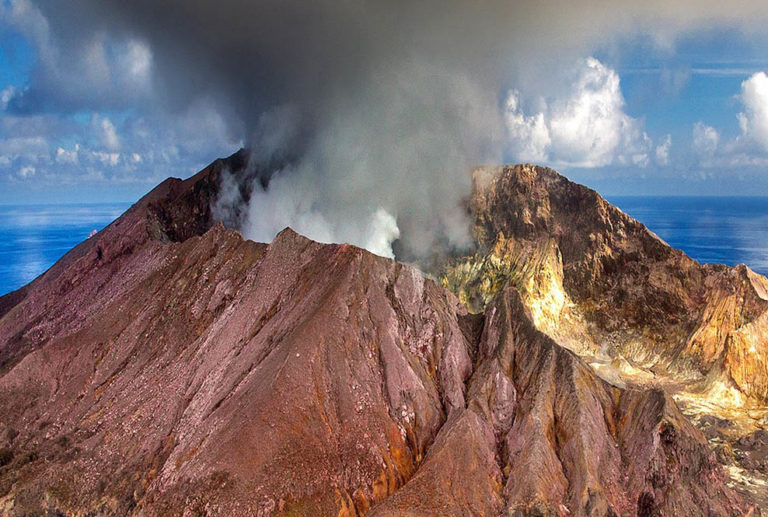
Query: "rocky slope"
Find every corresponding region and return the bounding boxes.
[443,165,768,405]
[0,152,760,515]
[441,164,768,506]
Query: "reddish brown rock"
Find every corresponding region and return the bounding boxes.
[0,155,756,515]
[374,287,745,516]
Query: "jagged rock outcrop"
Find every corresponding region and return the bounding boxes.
[442,164,768,405]
[0,153,758,515]
[373,286,745,516]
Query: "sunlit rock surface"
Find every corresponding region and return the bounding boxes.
[0,153,762,515]
[441,163,768,507]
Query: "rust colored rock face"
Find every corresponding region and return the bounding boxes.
[0,154,759,515]
[374,287,747,516]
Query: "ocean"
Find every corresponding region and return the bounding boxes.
[1,197,767,297]
[0,203,131,297]
[609,196,768,277]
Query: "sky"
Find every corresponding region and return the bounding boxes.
[3,0,768,214]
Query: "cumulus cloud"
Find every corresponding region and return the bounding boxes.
[55,145,79,164]
[0,86,15,111]
[93,151,120,166]
[505,58,652,168]
[692,72,768,167]
[118,39,153,92]
[504,91,550,163]
[655,135,672,166]
[0,104,236,188]
[737,71,768,152]
[18,165,35,178]
[0,134,49,162]
[693,122,720,156]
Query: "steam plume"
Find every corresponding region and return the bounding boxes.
[32,0,768,258]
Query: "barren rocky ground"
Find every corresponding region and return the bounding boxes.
[0,152,764,515]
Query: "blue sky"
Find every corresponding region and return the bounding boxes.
[567,29,768,195]
[3,1,768,206]
[615,28,768,148]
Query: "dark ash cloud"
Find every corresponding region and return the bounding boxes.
[25,0,768,257]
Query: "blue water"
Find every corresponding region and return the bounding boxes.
[0,198,767,297]
[609,196,768,276]
[0,203,131,296]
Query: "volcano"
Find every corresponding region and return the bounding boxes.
[0,151,764,515]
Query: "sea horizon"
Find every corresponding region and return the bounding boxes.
[2,195,768,297]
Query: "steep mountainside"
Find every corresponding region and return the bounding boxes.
[443,165,768,406]
[0,153,760,515]
[441,164,768,508]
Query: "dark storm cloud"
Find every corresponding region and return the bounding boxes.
[24,0,768,257]
[25,0,768,137]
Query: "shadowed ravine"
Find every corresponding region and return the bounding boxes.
[0,151,765,515]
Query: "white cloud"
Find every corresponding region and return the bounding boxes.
[655,134,672,165]
[0,101,237,189]
[81,34,111,87]
[93,115,120,151]
[505,57,652,168]
[55,145,79,164]
[692,73,768,168]
[548,58,632,166]
[0,136,49,160]
[18,165,35,178]
[92,151,120,166]
[0,86,14,110]
[504,91,550,163]
[692,122,719,155]
[737,71,768,152]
